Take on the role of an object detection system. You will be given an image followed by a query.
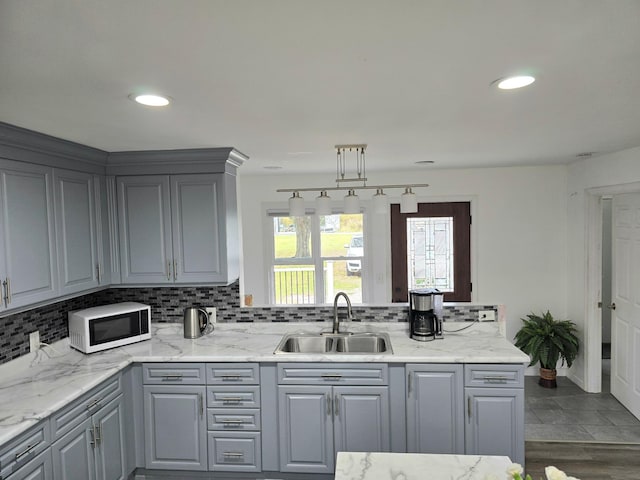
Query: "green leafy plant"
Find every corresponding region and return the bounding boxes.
[514,311,579,369]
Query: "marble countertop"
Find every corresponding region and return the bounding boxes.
[335,452,513,480]
[0,321,528,448]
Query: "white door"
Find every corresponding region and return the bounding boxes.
[611,193,640,418]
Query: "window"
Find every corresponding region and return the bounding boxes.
[269,212,365,304]
[390,202,471,302]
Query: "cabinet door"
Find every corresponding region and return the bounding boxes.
[465,387,524,465]
[333,386,390,454]
[0,162,57,310]
[143,385,207,471]
[54,169,99,296]
[117,176,172,284]
[278,385,333,474]
[93,395,126,480]
[6,449,52,480]
[51,418,96,480]
[170,174,224,283]
[406,364,464,454]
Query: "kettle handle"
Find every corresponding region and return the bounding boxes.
[198,308,210,333]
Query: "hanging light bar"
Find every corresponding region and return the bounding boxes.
[277,144,429,216]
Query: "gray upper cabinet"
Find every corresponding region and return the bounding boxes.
[406,364,464,454]
[117,173,238,284]
[0,161,58,311]
[53,169,100,295]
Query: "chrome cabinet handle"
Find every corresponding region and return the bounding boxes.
[407,373,412,396]
[95,424,102,447]
[334,394,340,417]
[173,259,178,281]
[96,263,101,283]
[221,420,245,427]
[2,279,7,306]
[482,376,508,384]
[161,374,183,381]
[223,452,244,460]
[90,425,96,448]
[15,443,36,461]
[167,260,171,281]
[199,393,204,417]
[221,397,243,405]
[220,374,242,381]
[608,303,617,310]
[321,374,342,380]
[326,393,331,416]
[467,396,472,418]
[86,398,101,410]
[6,277,10,304]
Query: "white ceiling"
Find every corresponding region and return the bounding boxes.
[1,0,640,174]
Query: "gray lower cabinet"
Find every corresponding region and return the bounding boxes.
[51,394,127,480]
[278,381,390,474]
[406,364,464,454]
[143,385,207,471]
[464,364,525,465]
[6,450,53,480]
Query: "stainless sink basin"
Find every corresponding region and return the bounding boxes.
[274,332,392,354]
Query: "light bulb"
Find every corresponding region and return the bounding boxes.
[400,187,418,213]
[315,191,332,215]
[372,188,388,214]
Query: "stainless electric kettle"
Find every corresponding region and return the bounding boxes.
[183,307,211,339]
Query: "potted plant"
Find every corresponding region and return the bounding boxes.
[514,311,579,388]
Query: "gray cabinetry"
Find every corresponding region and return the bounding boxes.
[0,160,57,311]
[277,363,390,474]
[5,450,53,480]
[142,363,207,471]
[51,394,126,480]
[464,364,525,465]
[53,169,100,295]
[0,421,51,480]
[117,173,238,285]
[406,363,464,454]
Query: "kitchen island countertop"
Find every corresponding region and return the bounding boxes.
[0,321,528,447]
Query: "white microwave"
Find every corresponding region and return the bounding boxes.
[69,302,151,353]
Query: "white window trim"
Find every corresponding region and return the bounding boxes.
[262,203,371,305]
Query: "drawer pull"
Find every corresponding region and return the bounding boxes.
[15,443,36,461]
[223,452,244,459]
[161,374,184,381]
[86,398,101,410]
[220,397,243,405]
[321,374,342,380]
[220,374,242,381]
[482,375,508,384]
[221,420,245,427]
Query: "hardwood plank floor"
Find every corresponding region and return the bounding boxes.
[525,441,640,480]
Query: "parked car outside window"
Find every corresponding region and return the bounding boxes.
[345,234,363,276]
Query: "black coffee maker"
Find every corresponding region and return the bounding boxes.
[409,288,444,341]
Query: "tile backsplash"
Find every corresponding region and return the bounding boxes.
[0,281,497,365]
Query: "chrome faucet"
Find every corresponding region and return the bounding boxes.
[332,292,353,334]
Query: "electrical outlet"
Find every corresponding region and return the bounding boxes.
[205,307,217,323]
[29,331,40,352]
[478,310,496,322]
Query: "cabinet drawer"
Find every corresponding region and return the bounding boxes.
[142,363,206,385]
[50,373,122,440]
[464,364,525,388]
[206,363,259,385]
[207,431,261,472]
[277,363,389,385]
[0,421,50,479]
[207,408,261,431]
[207,386,261,408]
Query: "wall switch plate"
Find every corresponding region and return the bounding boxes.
[478,310,496,322]
[29,331,40,352]
[205,307,217,323]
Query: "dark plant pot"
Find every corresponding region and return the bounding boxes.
[539,367,557,388]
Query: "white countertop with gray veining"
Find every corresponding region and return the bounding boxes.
[0,321,528,448]
[335,451,513,480]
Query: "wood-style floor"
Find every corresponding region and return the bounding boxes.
[525,441,640,480]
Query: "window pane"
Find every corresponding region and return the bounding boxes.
[320,214,363,257]
[407,217,454,291]
[273,265,315,304]
[274,216,312,259]
[323,260,362,303]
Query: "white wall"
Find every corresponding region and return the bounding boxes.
[567,146,640,390]
[238,164,568,342]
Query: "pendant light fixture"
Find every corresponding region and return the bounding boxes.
[277,144,429,216]
[315,191,332,215]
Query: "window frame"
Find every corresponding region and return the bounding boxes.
[390,201,471,302]
[265,207,370,305]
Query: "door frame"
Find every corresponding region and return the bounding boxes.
[583,182,640,393]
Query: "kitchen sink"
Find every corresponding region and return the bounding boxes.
[274,332,392,354]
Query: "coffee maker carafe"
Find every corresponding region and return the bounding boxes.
[409,288,444,341]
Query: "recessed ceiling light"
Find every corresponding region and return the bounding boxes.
[129,93,171,107]
[415,160,435,165]
[495,75,535,90]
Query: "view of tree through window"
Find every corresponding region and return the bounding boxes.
[271,213,364,304]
